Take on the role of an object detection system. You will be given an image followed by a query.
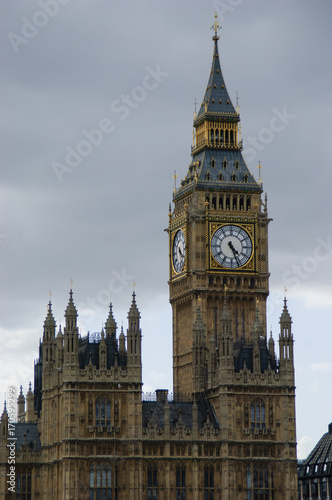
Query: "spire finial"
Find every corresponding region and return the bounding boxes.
[257,161,262,183]
[211,11,221,39]
[173,170,177,193]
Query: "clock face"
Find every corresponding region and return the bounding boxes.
[211,225,253,269]
[173,229,186,273]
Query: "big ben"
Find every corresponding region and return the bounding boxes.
[169,15,270,397]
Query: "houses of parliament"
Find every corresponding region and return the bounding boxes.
[0,15,298,500]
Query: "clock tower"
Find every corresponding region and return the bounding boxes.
[169,17,270,397]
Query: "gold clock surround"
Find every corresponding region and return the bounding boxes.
[208,221,256,272]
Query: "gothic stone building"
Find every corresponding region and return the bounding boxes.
[0,16,298,500]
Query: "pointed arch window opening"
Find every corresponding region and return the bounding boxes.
[212,196,217,209]
[246,196,251,211]
[95,396,111,427]
[251,400,265,429]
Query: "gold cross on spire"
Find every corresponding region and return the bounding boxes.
[70,278,74,287]
[173,170,177,193]
[257,161,262,183]
[211,11,221,37]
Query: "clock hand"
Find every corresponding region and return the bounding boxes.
[228,241,240,266]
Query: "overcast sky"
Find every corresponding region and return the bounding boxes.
[1,0,332,460]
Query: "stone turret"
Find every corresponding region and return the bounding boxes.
[17,385,25,421]
[105,302,117,338]
[126,292,142,381]
[63,289,79,366]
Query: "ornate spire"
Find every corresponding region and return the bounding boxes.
[193,305,205,332]
[65,289,77,317]
[128,291,140,320]
[105,302,117,337]
[44,300,56,327]
[279,297,292,325]
[195,13,236,122]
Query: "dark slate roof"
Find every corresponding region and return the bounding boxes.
[174,149,260,201]
[14,423,41,452]
[142,399,219,430]
[233,338,278,373]
[195,37,237,121]
[78,335,126,370]
[298,424,332,478]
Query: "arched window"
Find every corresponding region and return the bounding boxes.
[95,396,111,427]
[218,172,223,181]
[226,196,230,210]
[211,159,215,168]
[176,465,186,499]
[251,400,265,429]
[16,470,32,498]
[244,173,248,183]
[205,171,211,181]
[219,195,224,209]
[232,196,237,210]
[205,195,210,208]
[239,196,244,210]
[246,196,251,211]
[223,159,227,169]
[215,129,219,144]
[232,173,237,182]
[230,130,234,144]
[210,129,214,143]
[90,464,117,498]
[225,130,229,145]
[204,465,214,499]
[212,196,216,209]
[220,130,224,145]
[147,465,158,499]
[247,465,273,498]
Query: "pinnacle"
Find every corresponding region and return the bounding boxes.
[106,302,117,333]
[128,291,140,319]
[65,289,77,317]
[279,297,292,324]
[44,300,56,327]
[193,305,205,331]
